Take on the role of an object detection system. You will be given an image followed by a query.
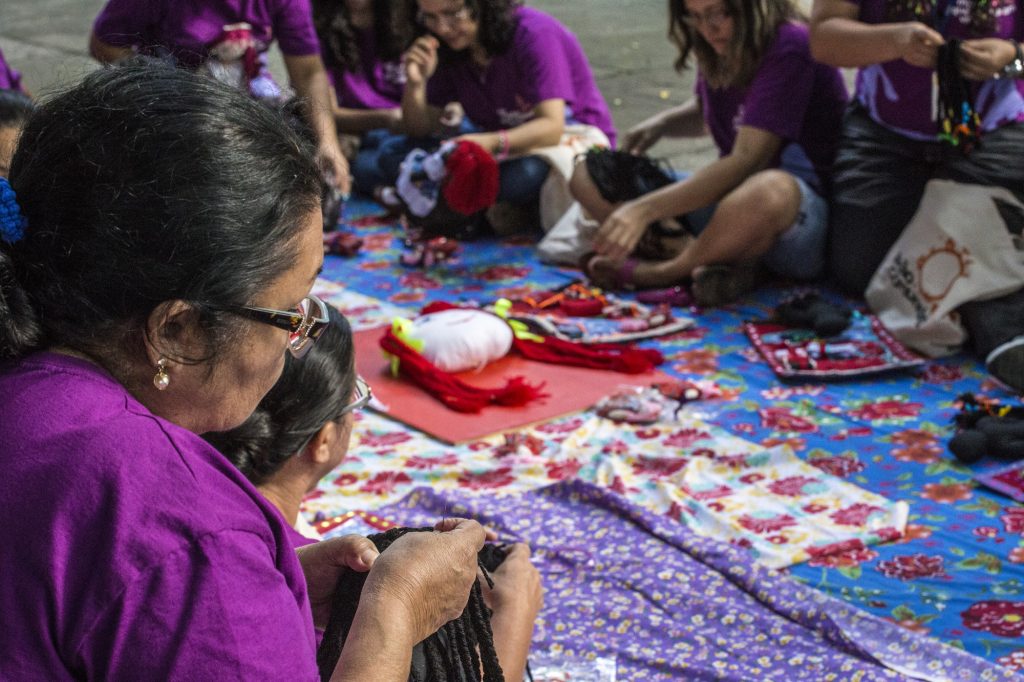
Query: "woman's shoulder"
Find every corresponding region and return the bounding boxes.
[771,21,813,55]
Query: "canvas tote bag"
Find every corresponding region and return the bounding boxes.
[865,179,1024,357]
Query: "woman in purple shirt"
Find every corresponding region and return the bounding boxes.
[576,0,848,306]
[207,302,542,680]
[313,0,415,195]
[400,0,615,209]
[811,0,1024,391]
[89,0,351,196]
[0,63,489,680]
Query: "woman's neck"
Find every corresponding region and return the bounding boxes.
[259,476,309,527]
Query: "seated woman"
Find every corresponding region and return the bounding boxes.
[576,0,848,307]
[394,0,615,217]
[0,62,491,680]
[0,89,34,177]
[207,302,542,681]
[89,0,350,195]
[810,0,1024,391]
[313,0,413,196]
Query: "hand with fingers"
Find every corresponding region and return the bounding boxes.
[959,38,1019,80]
[404,36,440,87]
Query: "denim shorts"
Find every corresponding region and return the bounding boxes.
[683,173,828,281]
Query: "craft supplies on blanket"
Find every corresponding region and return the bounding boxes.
[744,312,926,380]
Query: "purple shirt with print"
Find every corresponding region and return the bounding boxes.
[0,353,319,680]
[0,46,23,92]
[697,22,848,184]
[426,7,616,145]
[326,27,404,110]
[851,0,1024,139]
[93,0,319,67]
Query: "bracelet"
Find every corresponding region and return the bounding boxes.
[495,129,510,161]
[999,39,1024,79]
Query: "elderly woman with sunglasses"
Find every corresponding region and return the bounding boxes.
[0,63,491,681]
[208,303,543,681]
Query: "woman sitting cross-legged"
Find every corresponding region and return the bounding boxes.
[207,302,542,681]
[0,62,496,681]
[576,0,848,307]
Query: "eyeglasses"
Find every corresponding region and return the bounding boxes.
[681,6,732,29]
[227,294,330,359]
[338,375,372,417]
[291,375,372,454]
[417,4,471,30]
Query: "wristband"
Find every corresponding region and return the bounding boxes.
[999,40,1024,79]
[495,129,510,161]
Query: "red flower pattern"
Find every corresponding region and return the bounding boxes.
[758,407,818,434]
[545,459,583,480]
[809,455,865,478]
[359,432,414,448]
[457,467,516,490]
[671,349,719,374]
[961,601,1024,638]
[476,265,530,281]
[663,429,712,448]
[848,400,922,421]
[1002,507,1024,535]
[767,476,821,497]
[631,456,689,478]
[404,454,460,470]
[830,503,885,526]
[877,554,948,581]
[738,514,798,534]
[359,471,412,495]
[921,482,974,504]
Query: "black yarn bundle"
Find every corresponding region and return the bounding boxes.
[949,393,1024,463]
[936,39,982,154]
[315,527,508,682]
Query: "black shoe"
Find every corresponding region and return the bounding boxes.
[986,336,1024,394]
[775,292,852,337]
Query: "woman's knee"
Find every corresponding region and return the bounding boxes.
[497,156,550,204]
[722,170,801,231]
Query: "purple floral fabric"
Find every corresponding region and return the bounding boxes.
[375,481,1014,681]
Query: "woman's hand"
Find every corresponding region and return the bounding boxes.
[361,518,486,643]
[622,116,667,155]
[896,22,944,69]
[404,36,440,86]
[299,534,381,629]
[454,132,499,154]
[595,199,655,263]
[960,38,1018,80]
[482,544,543,682]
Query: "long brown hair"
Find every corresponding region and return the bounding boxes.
[668,0,801,88]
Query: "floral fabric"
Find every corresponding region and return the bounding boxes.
[367,481,1014,681]
[306,198,1024,667]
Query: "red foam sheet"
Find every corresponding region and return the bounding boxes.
[354,326,673,444]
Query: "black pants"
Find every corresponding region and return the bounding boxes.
[827,103,1024,358]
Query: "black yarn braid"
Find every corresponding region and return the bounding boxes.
[936,39,982,154]
[316,527,508,682]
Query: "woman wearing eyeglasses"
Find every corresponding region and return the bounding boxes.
[205,304,369,544]
[0,63,494,681]
[397,0,615,215]
[575,0,848,306]
[207,301,543,681]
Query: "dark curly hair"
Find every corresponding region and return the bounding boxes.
[406,0,522,64]
[0,60,321,364]
[313,0,414,73]
[668,0,801,89]
[205,304,356,486]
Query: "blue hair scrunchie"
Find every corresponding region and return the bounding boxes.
[0,177,27,244]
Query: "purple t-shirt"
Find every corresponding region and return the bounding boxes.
[93,0,320,68]
[0,353,319,680]
[851,0,1024,138]
[697,22,848,184]
[426,7,617,145]
[326,27,404,110]
[0,46,23,92]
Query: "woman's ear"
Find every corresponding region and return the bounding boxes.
[144,299,207,366]
[304,420,338,465]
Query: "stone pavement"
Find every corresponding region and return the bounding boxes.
[0,0,716,168]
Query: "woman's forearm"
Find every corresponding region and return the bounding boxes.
[331,594,416,682]
[810,17,908,66]
[401,82,438,137]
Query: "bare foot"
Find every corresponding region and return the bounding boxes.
[583,254,684,290]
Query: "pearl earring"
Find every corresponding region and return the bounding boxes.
[153,357,170,391]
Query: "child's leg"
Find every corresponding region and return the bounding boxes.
[586,169,802,290]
